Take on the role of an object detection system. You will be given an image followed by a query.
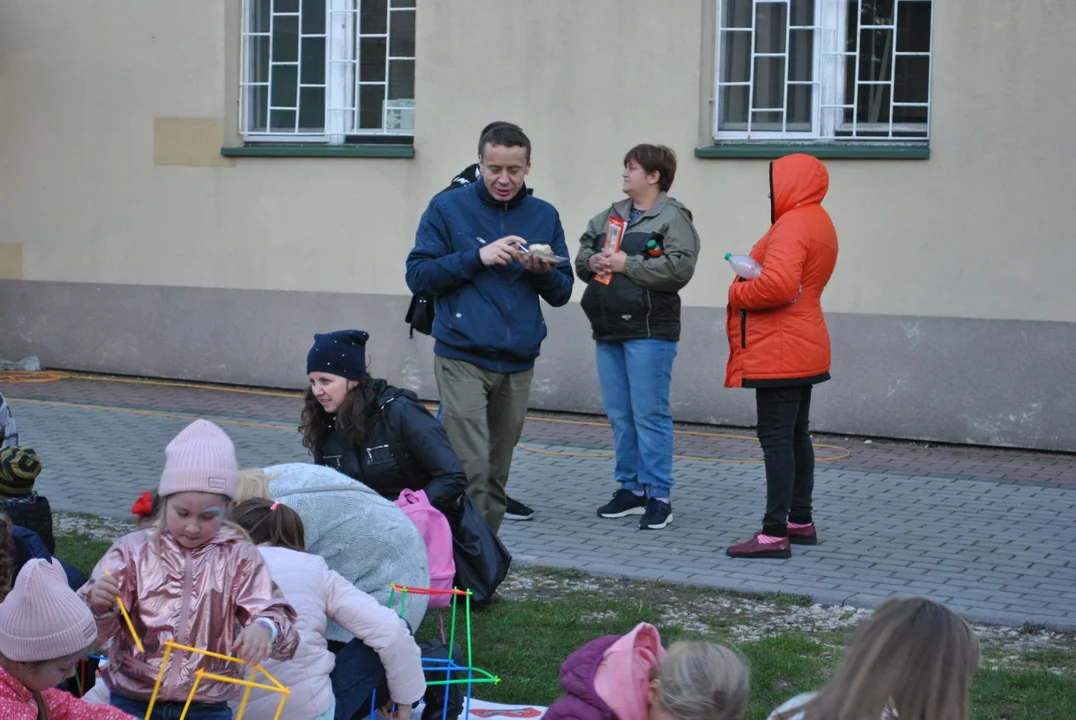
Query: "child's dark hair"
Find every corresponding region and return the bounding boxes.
[231,498,306,552]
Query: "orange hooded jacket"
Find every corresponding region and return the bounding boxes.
[724,154,838,389]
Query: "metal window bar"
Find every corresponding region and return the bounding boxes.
[716,0,931,142]
[842,0,931,139]
[714,0,821,140]
[242,0,415,142]
[330,2,415,136]
[241,0,328,141]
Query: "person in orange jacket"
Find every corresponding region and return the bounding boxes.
[724,153,838,560]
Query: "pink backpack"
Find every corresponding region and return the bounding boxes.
[394,489,456,609]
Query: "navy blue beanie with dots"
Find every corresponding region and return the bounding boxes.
[306,330,369,380]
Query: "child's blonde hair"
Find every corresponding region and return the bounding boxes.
[778,597,980,720]
[654,642,749,720]
[236,468,273,504]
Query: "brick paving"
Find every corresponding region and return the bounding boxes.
[3,374,1075,629]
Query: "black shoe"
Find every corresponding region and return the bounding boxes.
[639,498,672,530]
[504,496,535,521]
[597,489,648,518]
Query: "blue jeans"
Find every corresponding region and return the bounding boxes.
[329,638,390,720]
[110,693,232,720]
[595,339,678,499]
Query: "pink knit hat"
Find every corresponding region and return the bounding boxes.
[158,419,240,501]
[0,558,97,662]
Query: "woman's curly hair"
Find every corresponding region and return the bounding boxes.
[299,378,380,451]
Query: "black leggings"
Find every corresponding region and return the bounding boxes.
[755,385,815,537]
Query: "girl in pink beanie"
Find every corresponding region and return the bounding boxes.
[78,419,299,720]
[0,557,136,718]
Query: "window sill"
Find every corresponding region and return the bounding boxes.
[220,144,415,158]
[695,142,929,160]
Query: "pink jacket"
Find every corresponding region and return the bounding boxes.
[0,665,135,719]
[78,527,298,704]
[238,546,426,719]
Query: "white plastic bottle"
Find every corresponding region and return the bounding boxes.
[725,253,762,279]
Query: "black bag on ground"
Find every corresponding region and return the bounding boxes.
[405,294,435,338]
[418,639,465,720]
[452,495,511,604]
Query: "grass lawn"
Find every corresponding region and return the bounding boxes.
[55,520,1076,720]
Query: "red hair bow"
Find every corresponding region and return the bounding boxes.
[131,491,154,521]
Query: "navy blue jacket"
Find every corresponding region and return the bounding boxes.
[406,180,573,373]
[11,525,85,590]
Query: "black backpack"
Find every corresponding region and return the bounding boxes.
[405,294,435,339]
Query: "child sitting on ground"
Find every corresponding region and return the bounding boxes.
[230,497,426,720]
[769,597,980,720]
[0,557,136,718]
[79,419,300,720]
[545,622,749,720]
[0,447,54,554]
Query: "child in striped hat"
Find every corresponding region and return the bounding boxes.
[0,447,54,555]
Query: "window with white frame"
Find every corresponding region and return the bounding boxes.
[714,0,932,142]
[241,0,416,143]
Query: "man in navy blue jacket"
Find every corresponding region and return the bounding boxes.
[406,122,573,532]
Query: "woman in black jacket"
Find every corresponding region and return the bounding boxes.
[299,330,467,520]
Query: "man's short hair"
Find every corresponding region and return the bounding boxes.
[479,122,531,161]
[624,144,677,193]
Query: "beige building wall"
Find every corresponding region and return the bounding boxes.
[2,0,1075,449]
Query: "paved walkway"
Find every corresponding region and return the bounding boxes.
[3,374,1074,629]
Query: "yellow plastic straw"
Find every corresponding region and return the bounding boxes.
[144,639,291,720]
[180,670,204,719]
[104,569,144,653]
[144,643,172,720]
[237,666,258,715]
[165,641,248,665]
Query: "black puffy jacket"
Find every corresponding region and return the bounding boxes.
[314,380,467,518]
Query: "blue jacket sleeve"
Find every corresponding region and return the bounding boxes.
[405,199,485,297]
[528,213,574,307]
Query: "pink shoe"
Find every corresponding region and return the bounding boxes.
[726,533,791,559]
[787,523,818,546]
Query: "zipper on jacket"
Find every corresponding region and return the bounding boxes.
[166,552,195,694]
[501,202,513,349]
[739,310,747,349]
[645,289,653,338]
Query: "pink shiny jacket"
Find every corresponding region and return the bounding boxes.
[78,527,298,704]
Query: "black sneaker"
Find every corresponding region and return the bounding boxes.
[597,489,648,518]
[504,496,535,521]
[639,498,672,530]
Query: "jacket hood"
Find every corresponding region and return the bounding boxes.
[770,153,828,223]
[560,634,620,714]
[369,378,418,408]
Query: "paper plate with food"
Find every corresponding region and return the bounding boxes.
[517,242,568,264]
